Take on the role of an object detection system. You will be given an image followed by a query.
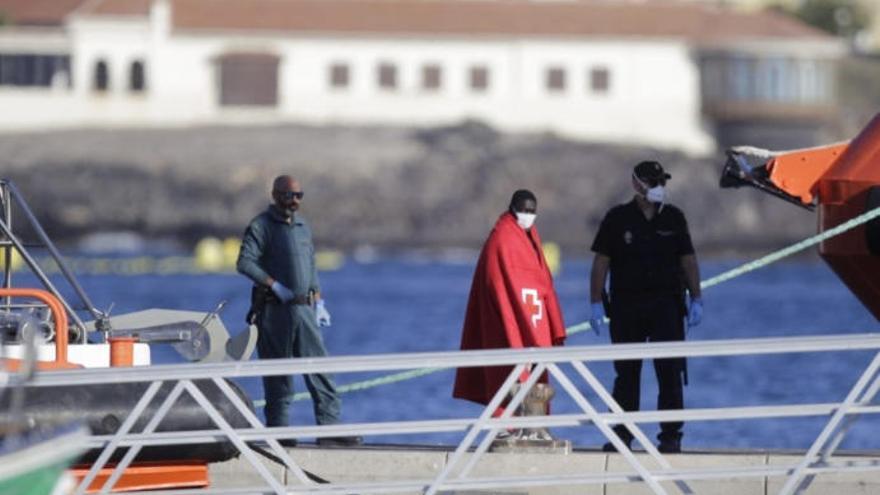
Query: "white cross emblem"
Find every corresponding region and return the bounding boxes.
[521,288,543,328]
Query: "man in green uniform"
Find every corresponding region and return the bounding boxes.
[237,175,361,447]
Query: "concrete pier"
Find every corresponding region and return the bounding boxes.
[210,445,880,494]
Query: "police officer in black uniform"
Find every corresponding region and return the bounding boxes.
[589,160,703,454]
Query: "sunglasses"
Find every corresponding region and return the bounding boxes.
[276,190,304,200]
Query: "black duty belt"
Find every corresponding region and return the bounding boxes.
[288,294,313,306]
[255,285,314,306]
[248,286,313,324]
[267,294,313,306]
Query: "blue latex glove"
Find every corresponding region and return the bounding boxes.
[687,297,703,327]
[589,302,606,336]
[316,299,332,327]
[270,281,294,303]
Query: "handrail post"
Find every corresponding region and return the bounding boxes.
[1,181,11,310]
[0,288,69,364]
[5,181,103,326]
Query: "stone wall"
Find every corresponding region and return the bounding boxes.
[0,122,819,255]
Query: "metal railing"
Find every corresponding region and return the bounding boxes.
[19,332,880,495]
[0,180,107,341]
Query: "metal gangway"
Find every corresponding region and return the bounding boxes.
[22,332,880,495]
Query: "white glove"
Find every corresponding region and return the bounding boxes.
[589,302,606,336]
[687,297,703,328]
[270,281,294,303]
[315,299,331,327]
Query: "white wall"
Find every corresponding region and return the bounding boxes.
[0,27,69,53]
[275,36,515,122]
[67,16,155,125]
[0,13,715,153]
[512,39,711,151]
[158,33,713,152]
[0,28,80,130]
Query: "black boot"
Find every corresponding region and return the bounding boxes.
[317,435,363,447]
[602,426,633,452]
[602,438,632,452]
[657,432,682,453]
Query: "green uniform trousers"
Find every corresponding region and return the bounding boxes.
[257,302,341,427]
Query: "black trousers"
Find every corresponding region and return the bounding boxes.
[608,293,685,443]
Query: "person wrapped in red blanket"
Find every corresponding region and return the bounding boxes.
[453,190,566,421]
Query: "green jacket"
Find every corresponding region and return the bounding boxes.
[236,206,320,297]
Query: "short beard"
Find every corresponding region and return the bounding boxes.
[274,203,296,217]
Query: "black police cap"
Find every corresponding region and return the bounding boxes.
[633,160,671,181]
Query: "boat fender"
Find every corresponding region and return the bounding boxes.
[0,379,254,463]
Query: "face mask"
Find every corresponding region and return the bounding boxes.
[515,212,536,230]
[634,173,666,205]
[646,185,665,203]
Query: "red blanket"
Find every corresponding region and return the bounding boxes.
[453,212,566,405]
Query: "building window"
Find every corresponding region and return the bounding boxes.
[546,67,566,92]
[469,65,489,92]
[730,57,754,101]
[763,57,792,102]
[702,54,835,109]
[129,60,146,92]
[422,64,442,91]
[799,60,817,103]
[378,63,397,90]
[816,61,833,103]
[217,52,279,106]
[329,63,349,89]
[93,59,109,92]
[590,66,610,93]
[792,59,829,104]
[701,57,724,102]
[0,53,70,87]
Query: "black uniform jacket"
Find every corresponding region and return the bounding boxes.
[591,199,694,299]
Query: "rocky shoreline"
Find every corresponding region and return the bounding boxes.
[0,122,820,256]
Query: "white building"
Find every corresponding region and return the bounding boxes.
[0,0,845,153]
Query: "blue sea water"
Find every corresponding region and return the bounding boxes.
[19,256,880,451]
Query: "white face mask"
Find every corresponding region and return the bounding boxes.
[634,173,666,204]
[646,185,666,203]
[515,212,536,230]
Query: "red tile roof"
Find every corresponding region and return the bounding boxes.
[169,0,831,42]
[0,0,85,26]
[81,0,152,16]
[1,0,833,43]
